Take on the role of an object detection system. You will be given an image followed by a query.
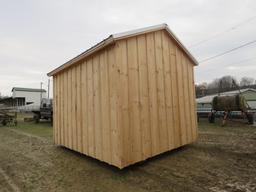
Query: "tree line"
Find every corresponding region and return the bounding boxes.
[196,76,256,98]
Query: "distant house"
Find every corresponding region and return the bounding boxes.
[0,87,46,107]
[197,88,256,110]
[12,87,46,106]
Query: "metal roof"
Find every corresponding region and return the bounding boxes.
[196,88,256,104]
[12,87,46,92]
[48,23,198,76]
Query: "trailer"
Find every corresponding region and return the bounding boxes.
[0,109,17,126]
[209,95,254,125]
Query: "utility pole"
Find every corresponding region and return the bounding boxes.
[40,82,43,104]
[48,79,50,99]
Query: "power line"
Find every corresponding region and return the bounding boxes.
[189,15,256,48]
[199,39,256,63]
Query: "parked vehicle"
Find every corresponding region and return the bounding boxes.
[33,98,53,124]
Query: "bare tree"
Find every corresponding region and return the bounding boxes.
[197,75,256,97]
[240,77,255,86]
[218,76,238,92]
[207,78,220,89]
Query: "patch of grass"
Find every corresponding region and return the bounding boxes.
[9,113,254,141]
[16,112,34,121]
[4,112,54,138]
[12,121,53,138]
[198,117,255,135]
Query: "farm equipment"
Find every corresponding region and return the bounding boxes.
[212,95,247,112]
[207,79,255,126]
[32,98,53,124]
[209,94,254,125]
[0,108,17,126]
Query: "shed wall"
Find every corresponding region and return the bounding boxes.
[53,44,122,168]
[115,30,197,167]
[53,29,197,168]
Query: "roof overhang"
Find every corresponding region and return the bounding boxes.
[196,88,256,104]
[12,87,47,92]
[48,23,198,77]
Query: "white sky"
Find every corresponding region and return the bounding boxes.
[0,0,256,96]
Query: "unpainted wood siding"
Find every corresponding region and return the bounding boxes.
[53,44,122,168]
[53,29,197,169]
[116,30,197,167]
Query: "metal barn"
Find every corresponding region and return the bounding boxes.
[48,24,198,169]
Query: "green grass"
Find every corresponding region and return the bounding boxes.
[198,117,254,134]
[14,121,53,138]
[16,112,34,121]
[7,112,53,138]
[6,113,254,140]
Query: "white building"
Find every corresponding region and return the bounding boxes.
[12,87,46,107]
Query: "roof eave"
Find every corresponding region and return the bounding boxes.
[48,23,198,76]
[12,87,47,92]
[112,23,167,40]
[113,24,198,66]
[164,26,198,66]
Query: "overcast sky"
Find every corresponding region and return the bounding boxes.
[1,0,256,96]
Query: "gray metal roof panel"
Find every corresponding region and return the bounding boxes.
[12,87,46,92]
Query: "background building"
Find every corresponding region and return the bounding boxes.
[0,87,46,108]
[197,88,256,111]
[12,87,46,106]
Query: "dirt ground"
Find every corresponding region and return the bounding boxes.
[0,119,256,192]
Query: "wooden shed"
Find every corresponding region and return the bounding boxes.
[48,24,198,169]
